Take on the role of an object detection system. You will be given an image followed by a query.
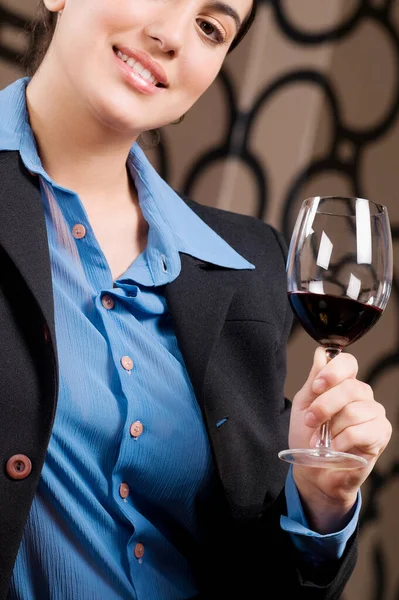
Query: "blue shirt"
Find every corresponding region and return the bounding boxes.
[1,78,360,600]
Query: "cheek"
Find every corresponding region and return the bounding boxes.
[57,0,131,58]
[55,13,103,65]
[181,56,223,104]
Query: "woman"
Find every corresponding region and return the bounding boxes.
[0,1,392,599]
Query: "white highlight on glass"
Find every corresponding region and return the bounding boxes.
[356,198,372,264]
[287,203,308,272]
[309,280,325,294]
[346,273,361,300]
[305,196,320,238]
[316,231,333,270]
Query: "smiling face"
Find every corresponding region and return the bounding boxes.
[39,0,253,136]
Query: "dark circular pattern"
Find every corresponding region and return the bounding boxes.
[271,0,365,44]
[0,5,29,64]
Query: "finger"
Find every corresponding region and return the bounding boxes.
[305,379,374,428]
[312,351,359,396]
[329,399,385,440]
[309,398,383,445]
[296,346,328,409]
[328,417,393,459]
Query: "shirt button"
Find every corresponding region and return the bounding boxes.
[121,356,134,371]
[119,483,130,499]
[6,455,32,480]
[130,421,144,438]
[134,543,145,560]
[102,295,115,310]
[72,224,86,239]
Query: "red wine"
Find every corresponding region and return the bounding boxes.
[288,292,382,348]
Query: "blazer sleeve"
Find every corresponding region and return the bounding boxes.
[172,200,359,599]
[249,225,359,599]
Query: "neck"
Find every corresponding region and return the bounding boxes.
[26,65,140,208]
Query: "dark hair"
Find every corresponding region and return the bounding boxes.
[21,3,57,77]
[22,1,257,76]
[228,1,257,54]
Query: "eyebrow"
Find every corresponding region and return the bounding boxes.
[204,1,242,33]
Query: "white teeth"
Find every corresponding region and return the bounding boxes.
[116,49,160,86]
[133,62,144,74]
[141,68,152,80]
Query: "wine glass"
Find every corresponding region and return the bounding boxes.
[278,196,393,470]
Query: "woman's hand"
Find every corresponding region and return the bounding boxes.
[289,347,392,534]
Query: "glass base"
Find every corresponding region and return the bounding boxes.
[278,448,368,470]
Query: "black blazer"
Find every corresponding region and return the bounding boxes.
[0,151,357,599]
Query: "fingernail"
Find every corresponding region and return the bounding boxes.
[305,411,318,427]
[313,378,327,394]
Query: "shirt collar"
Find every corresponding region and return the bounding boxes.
[0,77,255,284]
[0,77,30,152]
[0,77,50,179]
[127,143,254,276]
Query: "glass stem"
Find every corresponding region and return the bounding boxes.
[315,347,342,451]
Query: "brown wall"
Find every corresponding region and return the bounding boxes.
[1,1,398,598]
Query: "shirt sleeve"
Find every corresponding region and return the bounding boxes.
[280,465,361,564]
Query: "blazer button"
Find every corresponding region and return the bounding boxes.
[6,455,32,480]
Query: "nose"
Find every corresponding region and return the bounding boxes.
[144,15,186,57]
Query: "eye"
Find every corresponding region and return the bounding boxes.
[197,18,226,45]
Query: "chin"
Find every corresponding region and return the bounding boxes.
[84,81,177,136]
[89,93,140,134]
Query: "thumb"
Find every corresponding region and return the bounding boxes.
[295,346,328,409]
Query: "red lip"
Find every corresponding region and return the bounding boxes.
[114,46,169,87]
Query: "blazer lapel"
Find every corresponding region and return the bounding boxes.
[0,151,57,349]
[165,254,238,403]
[0,149,237,402]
